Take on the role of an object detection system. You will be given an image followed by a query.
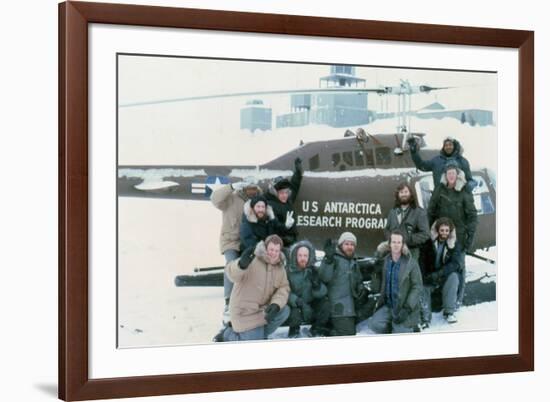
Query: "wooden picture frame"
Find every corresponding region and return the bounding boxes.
[59,1,534,400]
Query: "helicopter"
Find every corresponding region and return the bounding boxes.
[117,68,496,306]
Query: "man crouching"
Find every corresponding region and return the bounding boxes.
[222,235,290,341]
[286,240,331,338]
[368,230,423,334]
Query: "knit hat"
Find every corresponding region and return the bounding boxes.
[243,176,259,189]
[273,176,291,191]
[444,160,460,172]
[338,232,357,246]
[250,195,267,208]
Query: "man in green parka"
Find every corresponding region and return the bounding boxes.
[319,232,366,336]
[428,162,478,305]
[368,230,423,334]
[286,240,331,337]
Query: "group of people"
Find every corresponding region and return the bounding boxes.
[210,136,478,341]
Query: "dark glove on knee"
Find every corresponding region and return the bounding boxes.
[264,303,280,323]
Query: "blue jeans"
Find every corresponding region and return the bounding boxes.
[367,306,414,334]
[223,249,240,300]
[223,305,290,341]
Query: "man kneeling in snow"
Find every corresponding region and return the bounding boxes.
[222,235,290,341]
[368,230,423,334]
[419,217,462,326]
[285,240,331,338]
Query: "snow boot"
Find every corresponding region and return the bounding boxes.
[445,313,458,324]
[288,326,300,338]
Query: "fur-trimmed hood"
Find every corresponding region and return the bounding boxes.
[243,199,276,223]
[375,240,411,258]
[439,137,464,158]
[253,240,286,267]
[288,240,316,272]
[236,186,262,202]
[439,167,467,191]
[430,221,457,249]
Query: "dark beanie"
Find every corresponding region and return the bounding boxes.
[273,176,291,191]
[250,195,267,208]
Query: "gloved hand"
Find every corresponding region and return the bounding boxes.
[295,297,304,307]
[323,239,335,263]
[238,245,256,269]
[311,270,321,289]
[464,236,473,252]
[429,271,443,284]
[407,136,418,152]
[294,157,303,175]
[264,303,280,323]
[393,307,410,324]
[285,211,295,229]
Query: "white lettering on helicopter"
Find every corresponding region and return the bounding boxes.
[323,202,381,215]
[297,201,385,229]
[344,217,387,229]
[297,215,343,228]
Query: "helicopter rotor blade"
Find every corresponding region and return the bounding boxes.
[119,87,387,108]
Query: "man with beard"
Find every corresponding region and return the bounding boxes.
[407,136,476,192]
[286,240,331,338]
[239,195,292,250]
[428,162,478,306]
[384,182,430,262]
[211,177,261,321]
[266,157,303,247]
[420,217,462,326]
[319,232,365,336]
[221,235,290,341]
[368,230,423,334]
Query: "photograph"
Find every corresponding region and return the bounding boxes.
[116,55,498,348]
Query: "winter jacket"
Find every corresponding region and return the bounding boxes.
[384,205,430,260]
[211,184,260,254]
[319,248,364,318]
[239,200,285,251]
[265,168,303,247]
[287,241,328,322]
[420,223,462,281]
[410,138,476,192]
[377,243,423,328]
[427,169,478,251]
[226,241,290,333]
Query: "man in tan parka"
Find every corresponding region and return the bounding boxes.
[211,177,261,314]
[222,235,290,341]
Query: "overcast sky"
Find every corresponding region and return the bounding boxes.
[117,55,497,165]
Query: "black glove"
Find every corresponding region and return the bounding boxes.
[238,245,256,269]
[393,307,410,324]
[429,271,442,284]
[464,236,473,252]
[323,239,335,263]
[407,136,418,152]
[294,157,303,175]
[295,297,304,307]
[264,303,280,323]
[311,270,321,289]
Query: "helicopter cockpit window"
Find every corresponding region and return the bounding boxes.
[472,175,495,215]
[364,149,374,167]
[343,151,353,167]
[331,153,341,167]
[375,147,392,165]
[309,154,320,171]
[414,175,434,208]
[354,150,365,166]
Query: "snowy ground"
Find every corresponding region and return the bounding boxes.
[118,197,497,348]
